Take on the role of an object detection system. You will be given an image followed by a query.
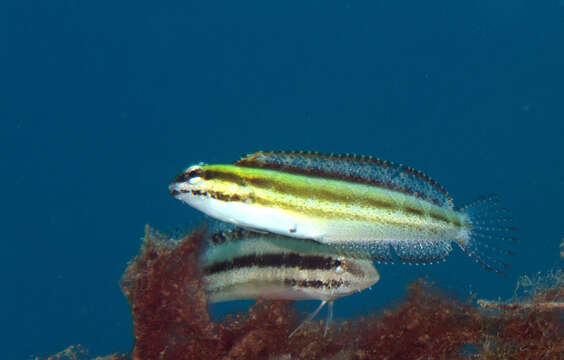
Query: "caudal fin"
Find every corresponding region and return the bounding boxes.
[457,194,517,275]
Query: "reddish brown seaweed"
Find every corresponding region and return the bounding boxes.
[120,226,564,359]
[33,344,128,360]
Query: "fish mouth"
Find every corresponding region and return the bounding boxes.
[169,183,187,196]
[169,182,208,198]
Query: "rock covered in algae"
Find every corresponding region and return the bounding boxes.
[120,226,564,360]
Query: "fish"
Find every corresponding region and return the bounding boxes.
[201,227,380,337]
[171,151,515,274]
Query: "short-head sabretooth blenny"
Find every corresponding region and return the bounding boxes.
[201,227,379,336]
[171,151,515,274]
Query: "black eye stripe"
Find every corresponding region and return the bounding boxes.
[202,169,244,185]
[172,172,190,183]
[188,168,202,178]
[172,167,202,183]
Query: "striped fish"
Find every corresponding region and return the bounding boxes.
[171,151,515,273]
[201,227,380,336]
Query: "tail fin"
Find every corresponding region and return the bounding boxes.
[456,194,517,275]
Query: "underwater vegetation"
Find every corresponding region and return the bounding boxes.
[117,226,563,360]
[33,344,128,360]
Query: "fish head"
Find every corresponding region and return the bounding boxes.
[169,163,206,196]
[169,164,253,216]
[331,257,380,298]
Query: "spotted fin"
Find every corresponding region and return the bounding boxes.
[236,151,453,208]
[390,238,453,263]
[208,227,252,246]
[457,194,516,275]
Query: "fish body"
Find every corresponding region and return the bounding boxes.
[201,227,379,336]
[202,228,379,303]
[172,151,514,273]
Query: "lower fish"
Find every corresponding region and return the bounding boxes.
[201,227,380,337]
[171,151,515,274]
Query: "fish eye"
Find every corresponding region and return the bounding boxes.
[186,165,203,185]
[186,165,202,179]
[334,260,345,274]
[172,165,203,184]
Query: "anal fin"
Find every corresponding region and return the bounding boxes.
[288,300,334,338]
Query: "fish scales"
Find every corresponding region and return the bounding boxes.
[171,151,515,273]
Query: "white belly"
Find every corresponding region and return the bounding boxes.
[180,194,325,240]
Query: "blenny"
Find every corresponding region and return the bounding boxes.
[171,151,515,273]
[201,227,379,336]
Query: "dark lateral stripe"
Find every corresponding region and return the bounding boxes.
[208,279,352,295]
[183,189,246,202]
[203,169,245,186]
[429,212,450,223]
[235,151,452,207]
[198,168,395,209]
[204,253,342,275]
[283,278,349,289]
[246,175,396,209]
[404,206,425,216]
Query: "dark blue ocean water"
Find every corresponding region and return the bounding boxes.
[2,1,563,358]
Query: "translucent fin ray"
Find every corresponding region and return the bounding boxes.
[324,301,334,336]
[391,238,453,263]
[457,194,515,275]
[332,238,453,264]
[288,300,327,338]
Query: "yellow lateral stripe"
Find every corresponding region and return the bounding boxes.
[204,164,464,228]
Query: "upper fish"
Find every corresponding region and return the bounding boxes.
[170,151,515,273]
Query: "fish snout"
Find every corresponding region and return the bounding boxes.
[169,183,179,196]
[169,182,189,196]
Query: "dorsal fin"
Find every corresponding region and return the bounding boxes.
[235,151,453,208]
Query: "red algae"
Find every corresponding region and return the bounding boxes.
[120,225,213,359]
[477,270,564,359]
[121,226,564,359]
[33,344,128,360]
[120,225,298,360]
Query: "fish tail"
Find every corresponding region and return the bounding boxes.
[456,194,517,275]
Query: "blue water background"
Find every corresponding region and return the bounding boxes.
[2,1,563,358]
